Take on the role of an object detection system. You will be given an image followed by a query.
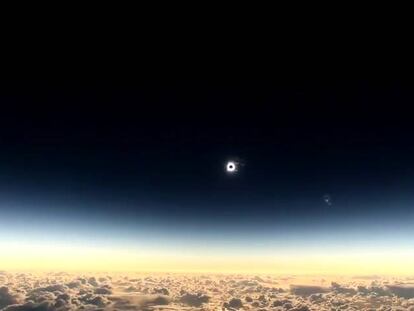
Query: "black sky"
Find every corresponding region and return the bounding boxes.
[1,79,414,228]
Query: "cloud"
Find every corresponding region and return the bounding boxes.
[65,281,80,289]
[31,285,67,294]
[0,287,21,310]
[87,277,99,287]
[78,293,110,307]
[386,285,414,299]
[179,293,209,307]
[272,299,292,307]
[331,282,357,295]
[152,288,169,295]
[110,295,170,310]
[290,285,329,296]
[224,298,243,309]
[94,287,112,295]
[2,301,54,311]
[2,272,414,310]
[142,295,170,306]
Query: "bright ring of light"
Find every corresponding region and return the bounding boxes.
[226,161,237,173]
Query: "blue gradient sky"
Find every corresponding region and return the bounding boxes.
[1,80,414,273]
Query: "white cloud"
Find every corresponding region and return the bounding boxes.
[1,272,414,310]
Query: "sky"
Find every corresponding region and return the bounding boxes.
[0,80,414,274]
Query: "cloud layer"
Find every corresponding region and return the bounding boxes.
[1,272,414,310]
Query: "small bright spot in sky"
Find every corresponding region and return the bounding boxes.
[323,194,332,206]
[226,161,237,173]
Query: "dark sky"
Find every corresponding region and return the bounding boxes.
[1,79,414,236]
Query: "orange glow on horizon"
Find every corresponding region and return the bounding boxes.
[1,240,413,276]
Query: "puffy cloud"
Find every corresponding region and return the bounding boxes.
[94,287,112,295]
[290,285,329,296]
[31,285,67,294]
[110,295,170,310]
[331,282,357,295]
[152,288,169,295]
[123,286,139,292]
[366,285,391,296]
[143,295,169,306]
[2,301,54,311]
[179,293,209,307]
[273,299,292,307]
[2,272,414,310]
[387,285,414,299]
[0,287,20,309]
[224,298,243,309]
[78,293,110,307]
[65,281,80,289]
